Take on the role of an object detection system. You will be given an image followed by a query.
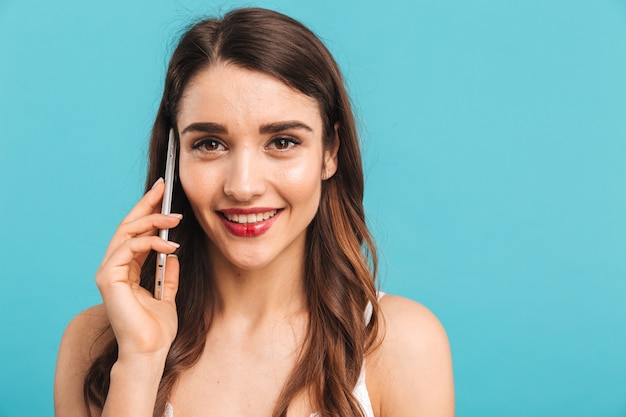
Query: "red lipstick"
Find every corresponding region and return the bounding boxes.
[218,208,282,237]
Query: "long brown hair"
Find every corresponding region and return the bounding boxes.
[84,8,379,417]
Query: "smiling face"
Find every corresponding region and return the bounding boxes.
[176,63,338,273]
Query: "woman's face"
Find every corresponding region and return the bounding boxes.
[176,63,338,272]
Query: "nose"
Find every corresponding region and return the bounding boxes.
[223,148,266,202]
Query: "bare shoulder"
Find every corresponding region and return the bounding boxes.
[57,303,111,362]
[378,294,449,352]
[368,294,454,417]
[54,304,112,417]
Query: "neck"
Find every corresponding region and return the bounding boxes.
[208,247,308,324]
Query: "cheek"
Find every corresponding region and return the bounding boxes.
[275,159,323,204]
[178,162,194,201]
[178,162,221,238]
[178,161,215,206]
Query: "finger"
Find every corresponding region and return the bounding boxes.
[162,254,180,303]
[101,179,166,262]
[120,213,183,238]
[98,236,180,289]
[102,213,182,264]
[120,178,165,225]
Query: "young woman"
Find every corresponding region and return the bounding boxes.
[54,8,454,417]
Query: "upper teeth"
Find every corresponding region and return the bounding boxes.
[224,210,278,224]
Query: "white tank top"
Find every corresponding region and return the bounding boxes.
[165,294,382,417]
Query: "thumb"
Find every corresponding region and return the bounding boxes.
[162,254,180,303]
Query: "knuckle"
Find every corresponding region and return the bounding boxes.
[95,268,107,288]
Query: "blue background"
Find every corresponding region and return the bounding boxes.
[1,0,625,416]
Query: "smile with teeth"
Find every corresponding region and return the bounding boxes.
[222,210,278,224]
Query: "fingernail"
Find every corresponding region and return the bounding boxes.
[167,254,178,259]
[168,213,183,219]
[166,241,180,248]
[151,177,164,189]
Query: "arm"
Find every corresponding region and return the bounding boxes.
[369,295,455,417]
[54,179,182,417]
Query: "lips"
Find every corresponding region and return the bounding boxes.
[218,208,282,237]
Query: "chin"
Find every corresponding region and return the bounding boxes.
[222,249,277,272]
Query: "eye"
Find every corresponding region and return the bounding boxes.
[268,136,301,150]
[191,138,226,152]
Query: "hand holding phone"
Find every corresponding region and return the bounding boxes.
[155,129,177,300]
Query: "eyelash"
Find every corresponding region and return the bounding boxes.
[268,136,302,150]
[191,138,226,152]
[190,136,302,152]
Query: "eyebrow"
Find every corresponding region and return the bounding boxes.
[181,121,314,135]
[259,121,313,134]
[181,122,228,135]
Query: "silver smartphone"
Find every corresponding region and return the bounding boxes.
[154,129,177,300]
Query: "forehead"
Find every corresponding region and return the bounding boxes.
[177,63,323,130]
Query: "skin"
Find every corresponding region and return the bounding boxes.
[54,63,454,417]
